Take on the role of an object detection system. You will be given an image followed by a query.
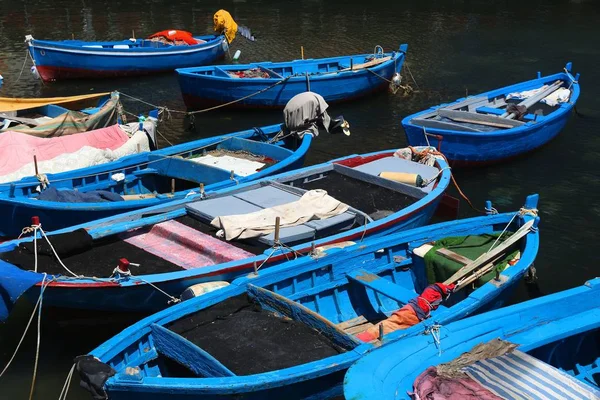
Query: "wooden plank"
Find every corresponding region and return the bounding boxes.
[443,96,487,111]
[337,316,367,331]
[345,322,375,336]
[122,193,157,201]
[438,109,525,128]
[347,269,416,303]
[468,98,507,112]
[339,56,391,72]
[436,248,473,266]
[443,219,533,285]
[410,117,483,132]
[502,80,562,119]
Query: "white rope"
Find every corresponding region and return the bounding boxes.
[38,226,81,278]
[0,274,49,381]
[28,274,47,400]
[429,324,443,356]
[58,364,75,400]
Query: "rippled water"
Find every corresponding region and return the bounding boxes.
[0,0,599,398]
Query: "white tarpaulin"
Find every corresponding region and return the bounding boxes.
[189,154,265,177]
[211,189,349,241]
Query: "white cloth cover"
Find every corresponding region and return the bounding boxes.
[0,130,150,184]
[210,189,349,241]
[506,85,570,106]
[189,154,265,177]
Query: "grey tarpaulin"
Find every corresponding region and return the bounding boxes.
[283,92,332,138]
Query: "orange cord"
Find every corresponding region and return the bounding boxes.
[408,146,485,214]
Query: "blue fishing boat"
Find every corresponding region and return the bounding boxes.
[0,123,312,237]
[0,146,452,318]
[344,277,600,400]
[26,33,227,82]
[69,198,539,399]
[176,44,407,109]
[402,62,580,165]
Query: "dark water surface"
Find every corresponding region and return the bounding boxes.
[0,0,599,398]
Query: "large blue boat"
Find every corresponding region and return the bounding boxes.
[70,198,539,399]
[0,147,451,317]
[176,44,407,109]
[344,277,600,400]
[402,63,580,166]
[26,34,227,82]
[0,123,312,237]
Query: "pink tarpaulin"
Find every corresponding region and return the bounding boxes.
[122,220,255,270]
[0,124,129,177]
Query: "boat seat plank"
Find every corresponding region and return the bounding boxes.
[409,117,483,132]
[468,98,507,111]
[213,67,232,78]
[352,156,440,194]
[336,315,368,331]
[347,269,417,304]
[150,323,235,377]
[247,284,360,350]
[339,56,391,72]
[437,109,525,128]
[344,321,375,336]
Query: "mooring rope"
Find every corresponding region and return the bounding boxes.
[119,75,292,117]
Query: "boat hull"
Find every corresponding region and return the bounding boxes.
[28,36,227,82]
[177,46,407,109]
[403,108,572,166]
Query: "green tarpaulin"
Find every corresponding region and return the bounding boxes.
[424,233,518,287]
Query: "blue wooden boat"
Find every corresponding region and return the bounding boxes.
[344,277,600,400]
[70,199,539,399]
[26,34,227,82]
[176,44,408,109]
[0,147,452,317]
[0,123,311,237]
[402,62,581,165]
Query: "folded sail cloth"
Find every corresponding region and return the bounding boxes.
[211,189,349,241]
[506,85,570,106]
[0,124,151,184]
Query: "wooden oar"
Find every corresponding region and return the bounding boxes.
[443,219,534,286]
[339,56,391,72]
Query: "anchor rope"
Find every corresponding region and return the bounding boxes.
[58,364,76,400]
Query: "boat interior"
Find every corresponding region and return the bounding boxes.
[187,54,393,79]
[60,35,217,50]
[103,214,527,381]
[409,76,573,132]
[7,136,287,201]
[1,154,442,278]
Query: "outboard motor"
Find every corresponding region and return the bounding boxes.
[282,92,350,149]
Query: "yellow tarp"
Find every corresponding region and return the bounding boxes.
[213,9,238,44]
[0,92,111,113]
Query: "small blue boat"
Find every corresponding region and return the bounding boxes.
[70,198,539,399]
[0,123,311,237]
[176,44,407,109]
[402,62,580,165]
[0,147,452,317]
[344,277,600,400]
[26,33,227,82]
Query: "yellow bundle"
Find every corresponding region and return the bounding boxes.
[213,9,238,44]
